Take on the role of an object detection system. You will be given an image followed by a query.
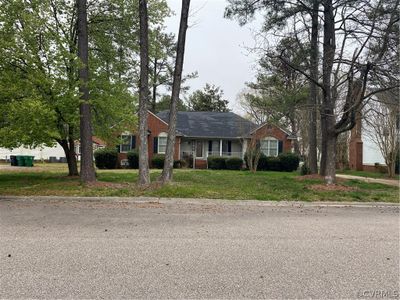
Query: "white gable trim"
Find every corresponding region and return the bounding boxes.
[148,110,169,126]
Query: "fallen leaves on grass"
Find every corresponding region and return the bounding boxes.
[308,184,357,192]
[86,181,130,189]
[296,174,325,181]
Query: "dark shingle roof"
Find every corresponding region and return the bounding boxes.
[156,111,257,138]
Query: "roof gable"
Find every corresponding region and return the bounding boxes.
[250,122,297,139]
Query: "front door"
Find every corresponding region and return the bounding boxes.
[196,141,203,158]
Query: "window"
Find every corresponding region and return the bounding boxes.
[158,132,167,154]
[222,140,232,155]
[196,141,203,157]
[120,135,131,153]
[260,138,278,157]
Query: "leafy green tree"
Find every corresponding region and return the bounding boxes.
[187,84,230,112]
[242,37,309,154]
[155,95,188,112]
[0,0,170,176]
[227,0,399,183]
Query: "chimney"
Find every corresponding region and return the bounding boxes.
[349,111,363,171]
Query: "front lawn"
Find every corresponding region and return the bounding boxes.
[0,164,397,202]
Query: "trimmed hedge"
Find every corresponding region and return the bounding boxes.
[127,150,139,169]
[257,154,268,170]
[244,151,300,172]
[151,155,185,169]
[207,156,226,170]
[94,148,118,169]
[226,157,244,170]
[152,154,165,169]
[266,156,281,171]
[278,153,300,171]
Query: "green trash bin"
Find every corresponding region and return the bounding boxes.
[16,155,25,166]
[25,156,34,167]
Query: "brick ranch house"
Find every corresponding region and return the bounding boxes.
[116,111,297,169]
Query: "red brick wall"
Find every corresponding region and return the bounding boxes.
[363,164,388,173]
[252,124,292,152]
[195,159,207,169]
[147,112,180,161]
[349,139,363,171]
[117,112,180,167]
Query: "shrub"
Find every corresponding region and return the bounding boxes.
[257,154,268,171]
[207,156,226,169]
[245,152,300,172]
[151,154,165,169]
[300,163,311,175]
[174,160,186,168]
[278,153,300,172]
[226,157,244,170]
[265,156,281,171]
[94,148,118,169]
[244,151,265,171]
[127,150,139,169]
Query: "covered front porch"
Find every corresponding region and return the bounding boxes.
[180,138,244,169]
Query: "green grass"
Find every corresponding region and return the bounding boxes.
[338,169,399,180]
[0,163,398,202]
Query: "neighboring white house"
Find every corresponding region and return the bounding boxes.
[362,134,385,165]
[0,144,66,161]
[0,137,106,161]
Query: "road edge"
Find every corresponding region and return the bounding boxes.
[0,195,398,208]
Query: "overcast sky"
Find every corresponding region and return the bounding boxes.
[164,0,261,112]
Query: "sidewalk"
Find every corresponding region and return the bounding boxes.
[336,174,399,187]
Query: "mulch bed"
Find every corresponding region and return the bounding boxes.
[308,184,357,192]
[296,174,346,183]
[296,174,325,181]
[296,174,356,191]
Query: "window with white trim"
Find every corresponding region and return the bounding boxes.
[120,135,131,153]
[158,132,167,154]
[260,137,278,157]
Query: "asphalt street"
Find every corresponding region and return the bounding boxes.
[0,197,399,299]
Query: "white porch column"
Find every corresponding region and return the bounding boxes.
[242,139,248,159]
[219,139,222,156]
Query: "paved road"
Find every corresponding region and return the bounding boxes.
[1,197,399,299]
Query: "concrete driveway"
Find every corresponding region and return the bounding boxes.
[0,197,399,299]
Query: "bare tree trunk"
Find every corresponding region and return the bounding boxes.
[77,0,96,183]
[290,118,300,155]
[324,120,337,184]
[151,58,158,112]
[58,139,79,177]
[387,159,395,178]
[161,0,191,183]
[308,0,319,174]
[321,0,336,183]
[138,0,151,185]
[320,117,327,176]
